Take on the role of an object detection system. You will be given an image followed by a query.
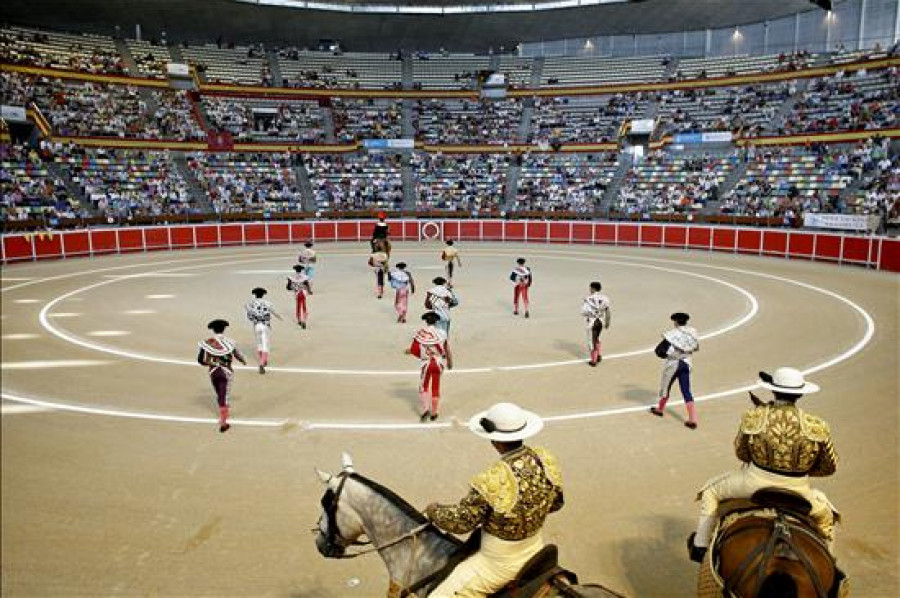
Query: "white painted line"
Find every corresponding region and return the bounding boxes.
[0,392,286,427]
[1,277,35,281]
[124,309,156,315]
[145,294,175,299]
[103,273,196,279]
[306,422,453,430]
[2,404,53,415]
[87,331,132,337]
[1,360,111,370]
[34,256,758,376]
[235,270,293,274]
[1,333,40,340]
[47,312,82,318]
[13,299,42,304]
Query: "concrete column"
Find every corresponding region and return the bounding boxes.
[794,12,800,53]
[704,28,711,57]
[858,0,868,50]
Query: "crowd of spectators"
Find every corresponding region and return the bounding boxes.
[531,94,646,144]
[612,152,731,215]
[203,97,325,143]
[413,152,506,213]
[514,154,616,213]
[415,99,523,144]
[307,153,404,211]
[45,145,193,219]
[190,152,304,214]
[0,28,126,74]
[12,73,206,140]
[1,143,85,223]
[332,98,403,142]
[778,68,899,135]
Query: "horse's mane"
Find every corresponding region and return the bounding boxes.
[349,473,464,547]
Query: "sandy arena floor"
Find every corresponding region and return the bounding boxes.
[1,241,898,597]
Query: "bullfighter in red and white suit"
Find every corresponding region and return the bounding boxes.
[408,311,453,422]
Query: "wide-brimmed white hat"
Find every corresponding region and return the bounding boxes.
[759,367,820,395]
[468,402,544,441]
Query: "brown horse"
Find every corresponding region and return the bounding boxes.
[372,237,392,259]
[698,489,846,598]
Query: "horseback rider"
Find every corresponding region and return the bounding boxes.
[424,402,564,597]
[688,367,839,563]
[371,212,390,252]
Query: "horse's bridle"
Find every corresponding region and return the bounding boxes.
[315,472,430,560]
[718,511,831,598]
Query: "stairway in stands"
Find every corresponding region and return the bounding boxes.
[321,103,338,143]
[598,159,633,214]
[47,160,95,216]
[293,160,318,212]
[401,51,413,90]
[172,153,211,212]
[766,77,811,134]
[401,159,417,210]
[267,48,283,87]
[702,158,749,214]
[115,38,161,116]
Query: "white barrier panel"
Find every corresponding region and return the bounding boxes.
[803,213,879,232]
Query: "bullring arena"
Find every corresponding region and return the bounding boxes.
[3,0,900,595]
[1,220,898,596]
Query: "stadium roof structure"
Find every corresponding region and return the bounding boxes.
[4,0,825,52]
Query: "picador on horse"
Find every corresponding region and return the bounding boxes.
[313,403,624,598]
[690,367,848,598]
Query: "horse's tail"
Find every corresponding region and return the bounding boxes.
[758,571,798,598]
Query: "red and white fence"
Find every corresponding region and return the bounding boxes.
[2,220,898,272]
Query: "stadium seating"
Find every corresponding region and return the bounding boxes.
[415,98,523,144]
[306,153,403,211]
[56,148,193,217]
[182,43,271,86]
[531,95,649,144]
[203,96,324,143]
[616,152,734,214]
[189,152,303,213]
[541,55,666,87]
[413,152,508,212]
[0,26,125,74]
[514,153,618,212]
[332,98,404,142]
[277,49,401,90]
[1,143,82,222]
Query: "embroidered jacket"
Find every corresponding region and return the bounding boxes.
[581,292,611,327]
[197,335,241,371]
[735,404,838,477]
[245,298,273,325]
[409,326,447,363]
[427,445,564,541]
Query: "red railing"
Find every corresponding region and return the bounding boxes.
[2,220,898,272]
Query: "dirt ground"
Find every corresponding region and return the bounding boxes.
[1,241,897,597]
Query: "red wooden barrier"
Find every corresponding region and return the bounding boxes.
[2,220,897,273]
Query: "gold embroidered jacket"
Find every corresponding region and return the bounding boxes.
[734,404,838,477]
[426,446,563,541]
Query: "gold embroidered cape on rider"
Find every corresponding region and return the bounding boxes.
[426,446,563,541]
[735,404,838,476]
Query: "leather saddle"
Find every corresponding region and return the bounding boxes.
[717,487,817,530]
[492,544,578,598]
[410,532,576,598]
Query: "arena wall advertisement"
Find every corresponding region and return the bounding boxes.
[2,220,898,272]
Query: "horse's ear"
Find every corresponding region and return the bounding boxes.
[315,467,332,484]
[341,452,355,473]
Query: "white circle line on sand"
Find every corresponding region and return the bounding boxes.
[0,391,453,430]
[35,255,758,375]
[4,247,877,430]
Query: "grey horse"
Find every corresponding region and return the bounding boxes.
[313,453,625,597]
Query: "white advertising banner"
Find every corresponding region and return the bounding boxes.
[803,213,879,232]
[1,105,28,123]
[166,63,190,77]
